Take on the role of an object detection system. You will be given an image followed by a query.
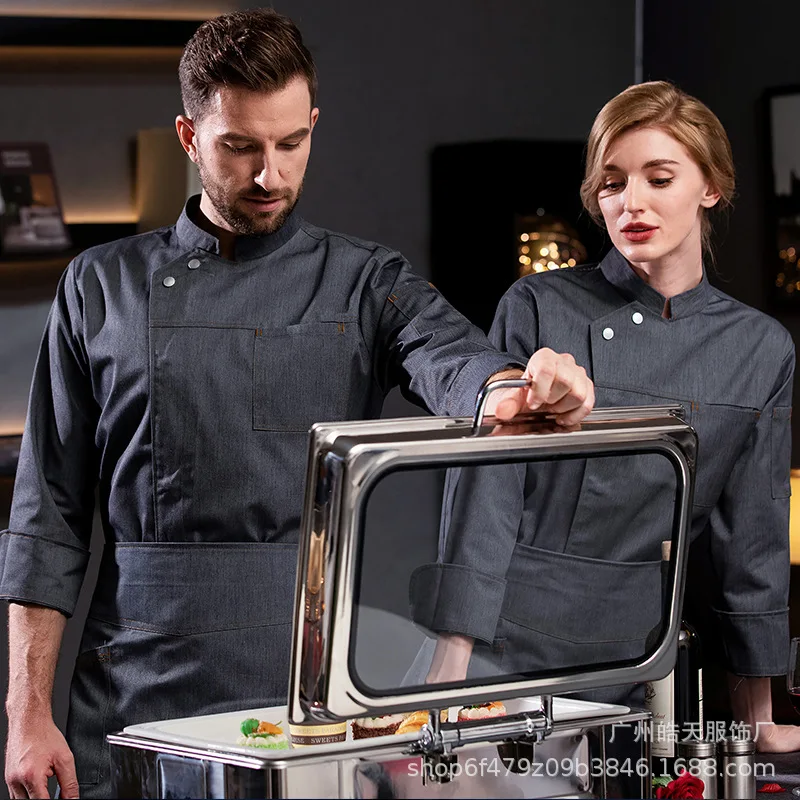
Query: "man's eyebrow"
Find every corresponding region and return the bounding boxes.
[219,133,257,142]
[279,127,311,140]
[218,127,311,142]
[603,158,680,171]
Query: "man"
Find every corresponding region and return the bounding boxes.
[2,10,593,799]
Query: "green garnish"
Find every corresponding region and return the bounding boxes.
[240,718,259,736]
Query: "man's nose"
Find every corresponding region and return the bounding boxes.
[254,155,279,190]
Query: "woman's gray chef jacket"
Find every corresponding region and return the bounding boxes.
[412,248,794,681]
[0,199,520,796]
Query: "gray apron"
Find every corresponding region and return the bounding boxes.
[68,251,307,797]
[67,542,297,796]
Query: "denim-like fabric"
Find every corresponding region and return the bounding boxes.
[0,196,521,797]
[412,248,795,677]
[68,543,298,795]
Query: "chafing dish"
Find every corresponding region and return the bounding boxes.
[109,384,697,798]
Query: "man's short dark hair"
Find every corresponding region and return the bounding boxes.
[179,8,318,120]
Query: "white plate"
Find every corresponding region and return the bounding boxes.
[123,696,629,757]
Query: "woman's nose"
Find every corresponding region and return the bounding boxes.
[623,180,645,213]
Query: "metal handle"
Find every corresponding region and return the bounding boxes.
[472,377,532,435]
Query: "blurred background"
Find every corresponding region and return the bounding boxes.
[0,2,799,794]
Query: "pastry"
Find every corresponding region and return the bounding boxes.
[457,701,507,721]
[352,714,406,739]
[236,717,290,749]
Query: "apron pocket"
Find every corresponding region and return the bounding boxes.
[67,644,112,788]
[498,545,661,674]
[253,321,361,432]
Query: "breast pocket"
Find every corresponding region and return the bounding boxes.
[253,321,363,432]
[565,385,688,561]
[691,402,759,507]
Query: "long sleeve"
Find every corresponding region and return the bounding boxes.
[0,264,99,616]
[371,257,523,417]
[410,288,534,642]
[708,343,795,675]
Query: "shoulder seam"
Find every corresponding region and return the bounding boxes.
[299,222,398,259]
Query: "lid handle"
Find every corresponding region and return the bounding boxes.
[471,377,532,435]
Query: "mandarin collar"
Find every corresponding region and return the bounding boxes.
[599,247,711,319]
[175,194,301,261]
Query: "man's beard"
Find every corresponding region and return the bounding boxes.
[197,157,303,236]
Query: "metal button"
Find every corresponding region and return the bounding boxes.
[632,312,644,325]
[188,258,201,270]
[602,327,614,340]
[163,276,176,288]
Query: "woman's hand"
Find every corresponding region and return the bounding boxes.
[425,633,475,685]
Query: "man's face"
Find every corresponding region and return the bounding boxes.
[183,77,318,236]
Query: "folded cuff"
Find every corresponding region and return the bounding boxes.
[0,531,90,617]
[409,562,507,644]
[446,353,525,417]
[713,606,790,676]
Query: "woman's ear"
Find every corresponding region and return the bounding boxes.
[700,182,721,209]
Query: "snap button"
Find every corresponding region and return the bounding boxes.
[602,327,614,340]
[188,258,201,270]
[163,276,176,288]
[632,312,644,325]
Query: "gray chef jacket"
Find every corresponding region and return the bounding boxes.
[0,197,520,796]
[412,247,794,683]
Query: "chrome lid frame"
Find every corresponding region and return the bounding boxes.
[288,406,696,723]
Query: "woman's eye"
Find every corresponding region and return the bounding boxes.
[602,181,624,191]
[651,178,673,187]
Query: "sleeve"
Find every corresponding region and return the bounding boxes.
[409,287,535,642]
[708,341,795,675]
[0,263,99,617]
[370,257,524,417]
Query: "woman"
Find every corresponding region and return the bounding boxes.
[411,81,799,752]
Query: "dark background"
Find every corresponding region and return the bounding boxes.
[2,1,800,796]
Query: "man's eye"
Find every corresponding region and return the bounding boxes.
[226,144,254,153]
[280,142,302,150]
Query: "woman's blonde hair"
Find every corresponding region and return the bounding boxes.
[580,81,735,253]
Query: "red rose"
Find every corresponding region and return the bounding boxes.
[655,771,705,799]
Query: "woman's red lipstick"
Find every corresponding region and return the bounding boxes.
[621,223,657,243]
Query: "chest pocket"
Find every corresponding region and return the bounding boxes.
[566,385,687,560]
[690,402,758,507]
[253,320,363,432]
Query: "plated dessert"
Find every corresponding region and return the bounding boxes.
[457,701,507,721]
[352,714,406,739]
[236,718,290,749]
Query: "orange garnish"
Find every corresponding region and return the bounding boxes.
[256,721,283,735]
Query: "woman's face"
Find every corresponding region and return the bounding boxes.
[597,126,720,271]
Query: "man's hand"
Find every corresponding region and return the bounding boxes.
[6,603,73,799]
[5,714,79,799]
[485,348,594,426]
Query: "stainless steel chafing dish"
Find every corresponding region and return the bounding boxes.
[109,383,697,799]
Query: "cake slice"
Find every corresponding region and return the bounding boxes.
[351,714,406,739]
